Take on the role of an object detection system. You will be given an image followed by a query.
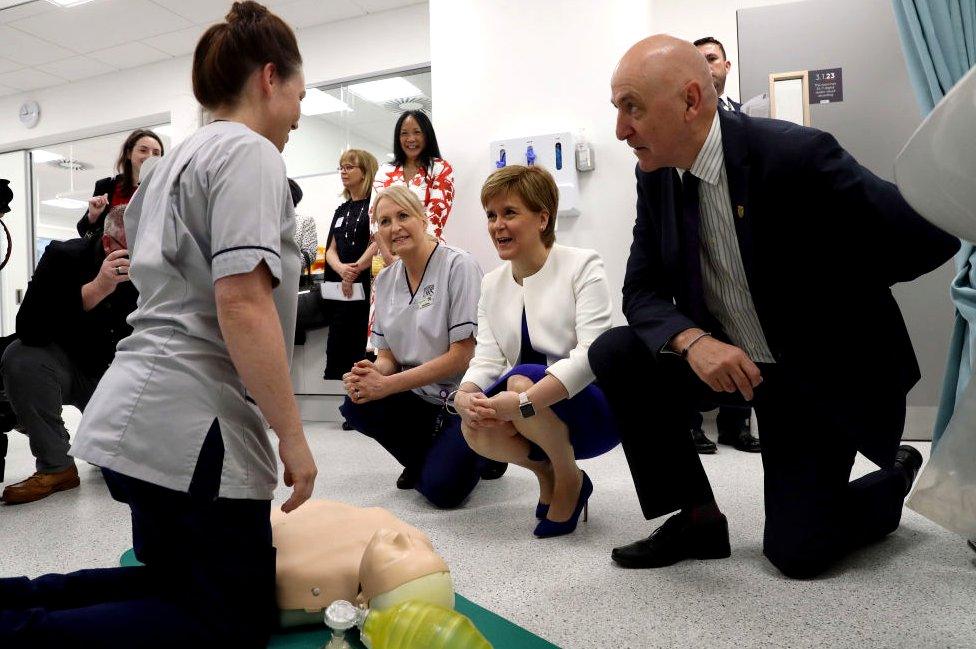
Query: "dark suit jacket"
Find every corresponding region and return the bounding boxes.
[17,236,138,375]
[76,175,121,238]
[623,110,959,462]
[724,98,742,112]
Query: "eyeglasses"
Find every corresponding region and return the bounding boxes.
[337,164,359,172]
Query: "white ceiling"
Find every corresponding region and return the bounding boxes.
[0,0,424,96]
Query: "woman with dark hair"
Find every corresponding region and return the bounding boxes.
[366,110,455,359]
[0,3,315,647]
[374,110,454,242]
[77,128,164,238]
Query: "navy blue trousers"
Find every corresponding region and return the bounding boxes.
[0,421,276,648]
[341,391,485,508]
[590,326,908,579]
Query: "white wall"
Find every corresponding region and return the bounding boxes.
[430,0,796,322]
[431,0,653,322]
[649,0,800,102]
[0,3,430,152]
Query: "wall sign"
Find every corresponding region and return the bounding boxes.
[809,68,843,103]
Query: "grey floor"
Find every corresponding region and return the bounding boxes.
[1,412,974,649]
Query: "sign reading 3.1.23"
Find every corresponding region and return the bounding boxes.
[809,68,843,104]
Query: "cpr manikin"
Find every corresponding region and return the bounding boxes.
[271,500,453,627]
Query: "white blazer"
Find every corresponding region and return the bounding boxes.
[462,244,613,397]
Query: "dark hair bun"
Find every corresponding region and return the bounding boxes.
[226,1,269,24]
[192,0,301,110]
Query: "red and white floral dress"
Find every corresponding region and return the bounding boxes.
[372,157,454,239]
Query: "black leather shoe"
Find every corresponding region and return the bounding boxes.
[691,428,717,454]
[479,460,508,480]
[396,467,418,490]
[717,420,760,453]
[893,445,924,495]
[341,420,354,431]
[612,511,731,568]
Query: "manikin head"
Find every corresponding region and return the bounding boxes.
[357,528,453,611]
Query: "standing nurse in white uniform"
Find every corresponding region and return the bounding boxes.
[0,4,315,648]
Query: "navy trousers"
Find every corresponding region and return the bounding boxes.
[590,326,908,579]
[0,420,276,648]
[341,391,485,508]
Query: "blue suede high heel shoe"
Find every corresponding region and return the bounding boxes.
[535,502,549,519]
[533,471,592,538]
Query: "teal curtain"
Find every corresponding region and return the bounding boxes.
[892,1,976,444]
[893,1,976,114]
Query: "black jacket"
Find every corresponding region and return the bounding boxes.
[76,176,122,239]
[16,236,138,375]
[623,110,959,462]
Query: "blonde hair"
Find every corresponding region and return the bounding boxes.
[373,185,429,233]
[480,165,558,247]
[340,149,379,201]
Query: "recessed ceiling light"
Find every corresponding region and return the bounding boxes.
[301,88,352,116]
[42,197,88,209]
[347,77,423,104]
[45,0,97,7]
[31,150,63,164]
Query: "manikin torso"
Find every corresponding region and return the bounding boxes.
[271,500,453,626]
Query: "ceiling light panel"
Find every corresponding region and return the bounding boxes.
[42,197,88,209]
[347,77,422,103]
[45,0,96,7]
[31,150,63,163]
[301,88,352,116]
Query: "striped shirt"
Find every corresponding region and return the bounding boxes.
[683,112,775,363]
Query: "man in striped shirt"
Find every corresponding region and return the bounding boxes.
[591,35,959,578]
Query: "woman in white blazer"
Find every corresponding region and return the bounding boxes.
[451,165,620,538]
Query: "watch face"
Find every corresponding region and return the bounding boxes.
[519,402,536,418]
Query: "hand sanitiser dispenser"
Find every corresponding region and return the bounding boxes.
[489,132,587,217]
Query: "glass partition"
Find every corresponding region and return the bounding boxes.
[285,67,432,269]
[30,125,172,265]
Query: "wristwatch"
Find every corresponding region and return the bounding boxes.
[518,391,536,419]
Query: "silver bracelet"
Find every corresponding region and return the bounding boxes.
[444,389,461,415]
[680,331,711,359]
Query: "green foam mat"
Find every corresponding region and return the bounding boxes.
[120,549,558,648]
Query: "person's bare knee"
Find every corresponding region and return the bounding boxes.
[506,374,535,394]
[461,423,486,452]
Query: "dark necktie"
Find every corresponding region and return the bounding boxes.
[680,172,707,325]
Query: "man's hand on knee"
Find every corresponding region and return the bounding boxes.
[686,337,762,401]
